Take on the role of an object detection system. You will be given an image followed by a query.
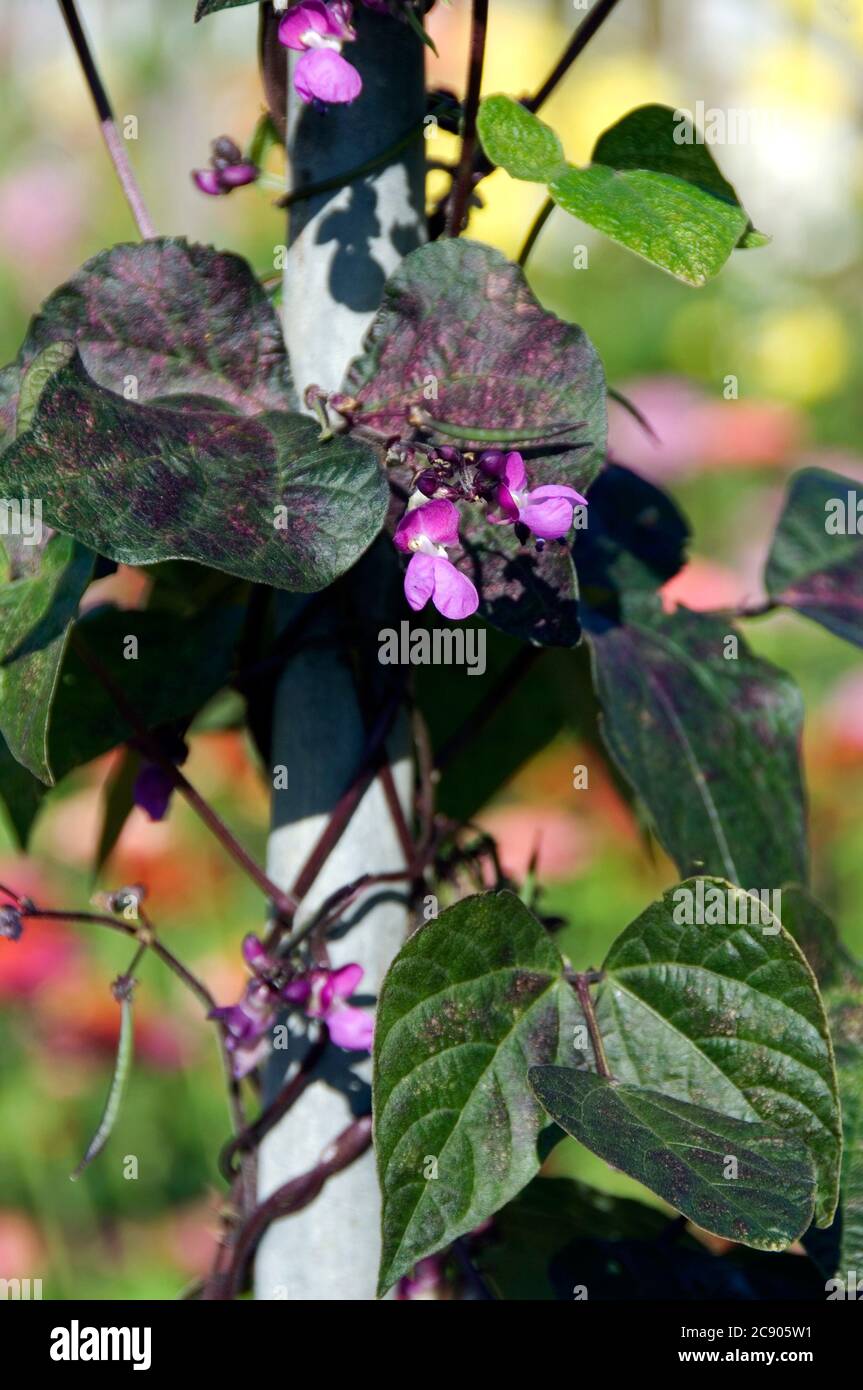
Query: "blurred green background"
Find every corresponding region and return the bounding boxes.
[0,0,861,1296]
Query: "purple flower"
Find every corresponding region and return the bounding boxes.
[210,980,277,1079]
[481,451,588,541]
[284,962,373,1052]
[393,499,479,621]
[133,763,177,822]
[192,136,257,198]
[279,0,354,47]
[279,2,362,107]
[397,1255,445,1301]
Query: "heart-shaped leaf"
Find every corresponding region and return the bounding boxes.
[586,595,807,888]
[373,890,584,1295]
[344,238,606,643]
[479,99,766,285]
[0,735,45,845]
[765,467,863,647]
[0,533,94,783]
[529,1069,816,1251]
[593,878,841,1227]
[8,237,293,417]
[2,355,388,591]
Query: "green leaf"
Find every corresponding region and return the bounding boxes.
[765,467,863,647]
[593,878,842,1227]
[0,734,45,845]
[8,237,294,416]
[344,238,606,644]
[586,597,807,888]
[830,991,863,1283]
[3,355,388,592]
[478,100,766,286]
[529,1069,816,1251]
[476,95,566,182]
[0,534,94,783]
[777,887,863,1279]
[574,462,691,610]
[373,890,584,1295]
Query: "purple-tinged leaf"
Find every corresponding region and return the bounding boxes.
[586,596,807,889]
[4,237,294,424]
[765,467,863,647]
[346,240,605,644]
[3,355,388,592]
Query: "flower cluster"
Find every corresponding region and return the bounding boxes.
[209,934,372,1078]
[192,137,258,198]
[393,448,587,621]
[278,1,362,108]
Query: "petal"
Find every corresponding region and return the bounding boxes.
[293,49,362,105]
[394,498,460,552]
[329,962,364,1000]
[281,977,312,1004]
[192,169,225,197]
[519,495,575,540]
[494,484,520,523]
[403,552,436,612]
[501,451,526,490]
[133,763,176,821]
[278,1,333,49]
[219,162,258,189]
[327,1004,374,1052]
[477,449,506,478]
[527,483,588,506]
[430,556,480,621]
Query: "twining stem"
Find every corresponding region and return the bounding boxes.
[22,907,217,1014]
[57,0,156,239]
[518,196,555,268]
[70,630,299,924]
[525,0,623,114]
[571,971,611,1078]
[446,0,489,235]
[224,1116,373,1298]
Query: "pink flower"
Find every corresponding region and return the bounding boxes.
[393,499,479,621]
[284,962,373,1052]
[279,2,362,107]
[279,1,354,48]
[192,136,257,198]
[481,451,587,541]
[294,49,363,105]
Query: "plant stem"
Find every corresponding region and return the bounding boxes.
[57,0,156,239]
[518,196,555,268]
[572,972,612,1078]
[446,0,489,235]
[526,0,624,114]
